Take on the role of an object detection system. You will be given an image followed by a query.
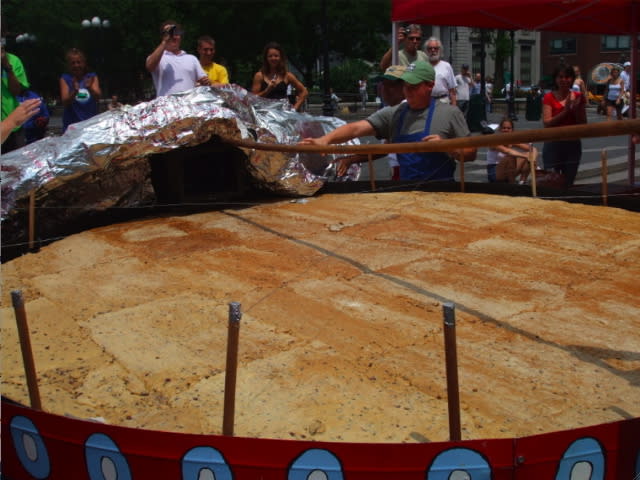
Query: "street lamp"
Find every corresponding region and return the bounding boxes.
[320,0,334,116]
[16,33,37,44]
[81,16,110,30]
[80,16,111,96]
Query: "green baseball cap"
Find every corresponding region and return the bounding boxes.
[383,65,407,81]
[401,60,435,85]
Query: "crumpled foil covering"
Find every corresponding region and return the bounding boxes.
[1,84,360,220]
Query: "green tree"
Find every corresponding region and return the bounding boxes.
[2,0,390,102]
[484,29,513,92]
[329,58,374,97]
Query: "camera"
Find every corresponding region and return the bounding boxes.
[165,25,176,37]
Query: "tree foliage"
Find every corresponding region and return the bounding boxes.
[2,0,390,102]
[474,28,513,90]
[329,58,375,96]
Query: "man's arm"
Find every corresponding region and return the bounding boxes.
[457,146,477,162]
[300,120,375,146]
[380,48,393,72]
[145,31,170,73]
[379,30,406,71]
[1,98,40,143]
[446,65,457,106]
[195,60,210,86]
[449,88,457,106]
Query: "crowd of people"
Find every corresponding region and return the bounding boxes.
[1,19,311,152]
[313,24,636,189]
[2,21,637,189]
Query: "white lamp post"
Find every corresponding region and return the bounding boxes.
[80,16,111,96]
[82,16,110,29]
[16,33,37,44]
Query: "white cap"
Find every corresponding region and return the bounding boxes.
[624,61,631,67]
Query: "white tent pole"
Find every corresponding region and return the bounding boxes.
[628,1,638,186]
[392,22,399,65]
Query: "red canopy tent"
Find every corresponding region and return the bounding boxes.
[392,0,639,34]
[391,0,639,184]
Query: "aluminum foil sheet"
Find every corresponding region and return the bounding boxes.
[1,84,360,220]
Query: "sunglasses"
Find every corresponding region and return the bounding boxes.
[407,36,422,42]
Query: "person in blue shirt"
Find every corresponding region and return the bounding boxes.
[59,48,101,132]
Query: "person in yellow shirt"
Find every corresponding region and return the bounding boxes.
[197,35,229,86]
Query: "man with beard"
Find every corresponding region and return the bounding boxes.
[380,24,428,71]
[424,37,457,106]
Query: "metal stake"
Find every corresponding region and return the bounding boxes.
[222,302,242,436]
[443,302,461,441]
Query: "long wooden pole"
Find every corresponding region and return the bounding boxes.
[11,290,42,411]
[442,302,461,442]
[222,301,242,436]
[229,119,640,155]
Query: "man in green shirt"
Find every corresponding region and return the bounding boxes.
[2,40,30,152]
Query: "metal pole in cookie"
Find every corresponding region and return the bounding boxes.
[223,301,242,436]
[11,290,42,410]
[442,302,461,441]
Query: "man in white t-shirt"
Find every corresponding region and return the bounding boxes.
[455,64,474,116]
[145,20,210,97]
[424,37,456,106]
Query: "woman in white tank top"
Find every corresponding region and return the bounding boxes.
[603,67,624,120]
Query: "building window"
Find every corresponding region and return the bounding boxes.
[601,35,630,50]
[550,38,576,54]
[520,45,532,84]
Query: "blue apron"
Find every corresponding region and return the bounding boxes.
[393,100,455,181]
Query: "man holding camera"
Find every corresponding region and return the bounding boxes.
[455,64,474,117]
[380,24,428,71]
[146,20,210,97]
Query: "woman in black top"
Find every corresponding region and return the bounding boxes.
[252,42,307,111]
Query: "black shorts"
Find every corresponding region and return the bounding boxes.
[605,98,621,109]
